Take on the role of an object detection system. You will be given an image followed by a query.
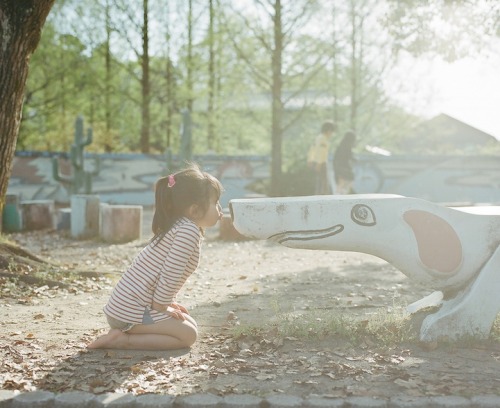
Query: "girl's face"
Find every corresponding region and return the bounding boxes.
[194,193,223,228]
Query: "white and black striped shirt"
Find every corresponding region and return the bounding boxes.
[103,217,201,324]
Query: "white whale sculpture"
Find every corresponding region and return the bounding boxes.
[229,194,500,342]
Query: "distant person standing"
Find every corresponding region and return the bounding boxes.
[333,130,356,194]
[307,120,337,195]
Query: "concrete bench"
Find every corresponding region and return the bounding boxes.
[229,194,500,343]
[2,193,22,232]
[20,199,55,231]
[100,204,142,243]
[71,195,100,239]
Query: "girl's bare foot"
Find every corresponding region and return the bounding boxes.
[87,329,126,349]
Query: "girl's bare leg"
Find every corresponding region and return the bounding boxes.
[88,314,197,350]
[182,313,198,328]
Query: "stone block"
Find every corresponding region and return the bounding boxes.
[54,391,95,407]
[265,394,303,408]
[100,204,142,243]
[11,391,54,408]
[223,394,262,408]
[20,200,55,231]
[57,208,71,230]
[71,195,100,239]
[175,393,222,407]
[304,396,346,407]
[95,393,136,407]
[0,390,20,408]
[136,394,174,407]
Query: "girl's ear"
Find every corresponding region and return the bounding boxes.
[186,204,202,220]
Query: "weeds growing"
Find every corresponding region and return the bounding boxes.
[233,298,500,348]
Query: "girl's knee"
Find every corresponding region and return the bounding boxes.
[183,326,198,347]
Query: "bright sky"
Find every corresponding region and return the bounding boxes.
[386,50,500,141]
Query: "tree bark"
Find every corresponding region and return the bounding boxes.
[0,0,54,234]
[207,0,215,151]
[140,0,150,153]
[186,0,194,112]
[270,0,283,196]
[104,0,113,152]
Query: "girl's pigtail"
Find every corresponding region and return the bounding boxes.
[152,176,174,239]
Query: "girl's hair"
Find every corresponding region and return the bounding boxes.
[321,120,337,134]
[342,130,356,147]
[152,164,223,242]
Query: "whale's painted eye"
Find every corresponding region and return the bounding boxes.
[351,204,376,226]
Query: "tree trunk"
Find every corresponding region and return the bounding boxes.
[0,0,54,235]
[140,0,150,153]
[104,0,113,152]
[186,0,194,112]
[349,0,358,132]
[270,0,283,196]
[207,0,215,151]
[165,2,173,149]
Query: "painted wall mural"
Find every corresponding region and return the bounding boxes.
[7,151,500,208]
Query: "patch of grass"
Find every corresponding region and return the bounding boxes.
[233,299,417,347]
[233,300,500,349]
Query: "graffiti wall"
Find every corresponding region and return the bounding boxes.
[7,151,500,208]
[353,154,500,204]
[8,152,270,208]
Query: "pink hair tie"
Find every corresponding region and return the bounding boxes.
[167,174,176,188]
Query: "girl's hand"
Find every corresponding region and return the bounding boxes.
[170,302,189,315]
[167,308,186,321]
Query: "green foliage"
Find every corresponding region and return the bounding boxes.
[16,1,499,160]
[384,0,499,61]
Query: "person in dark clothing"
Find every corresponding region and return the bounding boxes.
[333,131,356,194]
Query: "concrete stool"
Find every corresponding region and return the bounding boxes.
[20,199,55,231]
[56,208,71,230]
[2,193,22,232]
[100,204,142,243]
[71,195,100,239]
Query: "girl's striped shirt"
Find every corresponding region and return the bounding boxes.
[103,217,201,324]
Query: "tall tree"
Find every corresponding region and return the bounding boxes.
[270,0,284,196]
[207,0,216,150]
[106,0,152,152]
[0,0,54,234]
[224,0,325,195]
[164,1,174,150]
[140,0,150,153]
[104,0,113,151]
[186,0,194,112]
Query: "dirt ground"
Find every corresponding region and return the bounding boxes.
[1,213,500,399]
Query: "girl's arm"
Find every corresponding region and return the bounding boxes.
[152,222,200,306]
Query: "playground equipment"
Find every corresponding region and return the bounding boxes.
[52,116,100,195]
[229,194,500,342]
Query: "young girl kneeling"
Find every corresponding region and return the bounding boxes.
[88,165,223,350]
